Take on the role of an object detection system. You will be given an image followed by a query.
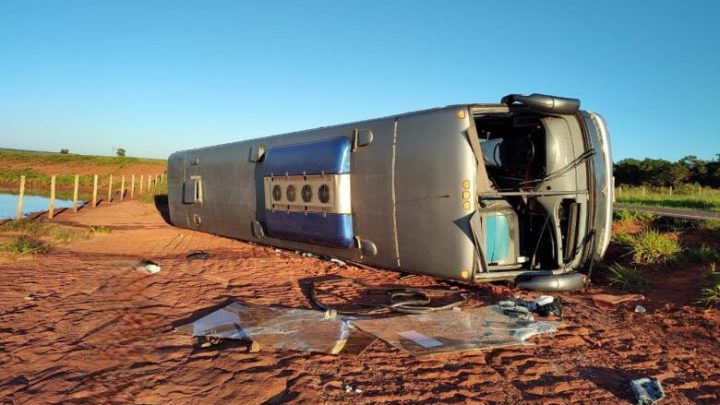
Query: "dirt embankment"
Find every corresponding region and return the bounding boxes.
[0,150,167,191]
[0,201,718,404]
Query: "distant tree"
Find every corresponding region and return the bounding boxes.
[679,155,708,184]
[60,148,69,154]
[668,162,691,187]
[614,159,643,186]
[116,148,126,157]
[615,154,720,188]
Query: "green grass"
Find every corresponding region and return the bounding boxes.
[0,219,53,236]
[607,262,653,292]
[682,245,720,263]
[698,263,720,308]
[616,186,720,212]
[0,219,111,243]
[139,181,168,204]
[631,230,682,266]
[0,235,51,255]
[0,149,165,166]
[611,230,637,246]
[699,219,720,231]
[0,149,166,188]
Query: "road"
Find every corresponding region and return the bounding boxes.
[614,203,720,220]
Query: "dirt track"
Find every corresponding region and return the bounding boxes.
[0,201,718,404]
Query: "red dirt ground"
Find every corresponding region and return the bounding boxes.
[0,201,718,404]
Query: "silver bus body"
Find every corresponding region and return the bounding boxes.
[168,94,612,288]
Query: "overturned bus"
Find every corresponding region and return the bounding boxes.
[167,93,612,291]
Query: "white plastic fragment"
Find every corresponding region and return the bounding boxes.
[136,260,161,274]
[635,304,646,314]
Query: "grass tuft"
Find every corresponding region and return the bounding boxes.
[698,263,720,308]
[0,235,51,255]
[0,219,52,236]
[683,245,720,263]
[0,220,111,243]
[631,230,682,266]
[607,262,652,292]
[611,230,637,246]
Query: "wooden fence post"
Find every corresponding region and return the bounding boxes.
[642,186,646,197]
[92,174,98,208]
[669,186,673,196]
[131,174,135,199]
[16,175,25,220]
[48,175,56,219]
[139,174,144,194]
[147,174,151,191]
[72,174,79,212]
[108,174,113,203]
[120,175,125,201]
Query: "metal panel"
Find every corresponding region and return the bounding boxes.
[394,107,477,280]
[263,137,351,176]
[167,117,400,267]
[264,211,354,248]
[582,112,613,260]
[347,119,399,267]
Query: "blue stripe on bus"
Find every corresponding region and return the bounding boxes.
[265,210,354,249]
[263,137,351,176]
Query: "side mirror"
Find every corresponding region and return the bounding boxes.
[501,93,580,114]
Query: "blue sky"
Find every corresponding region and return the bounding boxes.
[1,0,718,161]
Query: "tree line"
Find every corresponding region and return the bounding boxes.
[614,155,720,188]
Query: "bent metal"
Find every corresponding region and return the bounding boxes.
[167,93,613,291]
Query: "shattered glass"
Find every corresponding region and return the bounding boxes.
[352,305,558,357]
[177,302,558,357]
[176,302,351,354]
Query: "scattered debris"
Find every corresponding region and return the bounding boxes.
[310,277,469,314]
[635,304,647,314]
[136,260,161,274]
[176,302,351,354]
[177,301,558,357]
[591,294,645,311]
[352,305,558,357]
[498,300,534,322]
[187,251,210,261]
[498,295,562,320]
[24,293,38,301]
[631,377,665,404]
[329,258,347,266]
[301,252,317,258]
[515,295,562,317]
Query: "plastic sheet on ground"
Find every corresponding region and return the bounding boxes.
[352,305,558,357]
[176,302,351,354]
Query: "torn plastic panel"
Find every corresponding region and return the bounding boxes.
[176,302,351,354]
[352,306,557,357]
[177,302,558,357]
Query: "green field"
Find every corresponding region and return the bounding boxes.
[0,149,166,188]
[615,185,720,212]
[0,148,166,166]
